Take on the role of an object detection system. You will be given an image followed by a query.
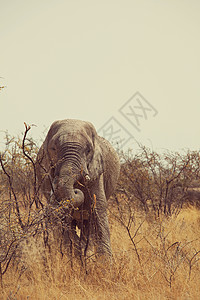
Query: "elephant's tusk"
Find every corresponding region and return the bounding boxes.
[49,189,55,204]
[50,189,54,198]
[85,174,90,182]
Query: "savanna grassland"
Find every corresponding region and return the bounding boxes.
[2,207,200,300]
[0,127,200,299]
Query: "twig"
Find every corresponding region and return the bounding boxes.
[0,154,24,230]
[22,122,42,209]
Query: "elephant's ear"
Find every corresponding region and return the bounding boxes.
[88,134,104,181]
[36,143,47,182]
[41,121,60,166]
[36,141,50,175]
[36,122,57,173]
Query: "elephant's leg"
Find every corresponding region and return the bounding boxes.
[92,176,112,256]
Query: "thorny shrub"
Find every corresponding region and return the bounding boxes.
[115,146,200,217]
[0,125,45,286]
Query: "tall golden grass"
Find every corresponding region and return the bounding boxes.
[1,206,200,300]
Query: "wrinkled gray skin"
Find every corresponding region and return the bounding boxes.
[36,119,120,256]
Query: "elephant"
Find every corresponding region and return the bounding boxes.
[36,119,120,257]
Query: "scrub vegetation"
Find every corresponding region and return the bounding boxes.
[0,125,200,299]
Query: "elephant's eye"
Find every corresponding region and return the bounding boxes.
[86,145,91,155]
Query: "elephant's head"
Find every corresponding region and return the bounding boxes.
[43,119,103,208]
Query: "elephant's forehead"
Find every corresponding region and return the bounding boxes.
[53,130,90,144]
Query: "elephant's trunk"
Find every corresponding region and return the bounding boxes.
[53,169,84,208]
[58,141,82,172]
[53,142,86,207]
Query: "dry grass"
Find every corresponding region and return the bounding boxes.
[1,207,200,300]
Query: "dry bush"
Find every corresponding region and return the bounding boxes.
[116,146,200,216]
[0,127,200,299]
[0,125,46,288]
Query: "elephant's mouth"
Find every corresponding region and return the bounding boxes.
[73,175,91,196]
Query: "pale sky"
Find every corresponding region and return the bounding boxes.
[1,0,200,152]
